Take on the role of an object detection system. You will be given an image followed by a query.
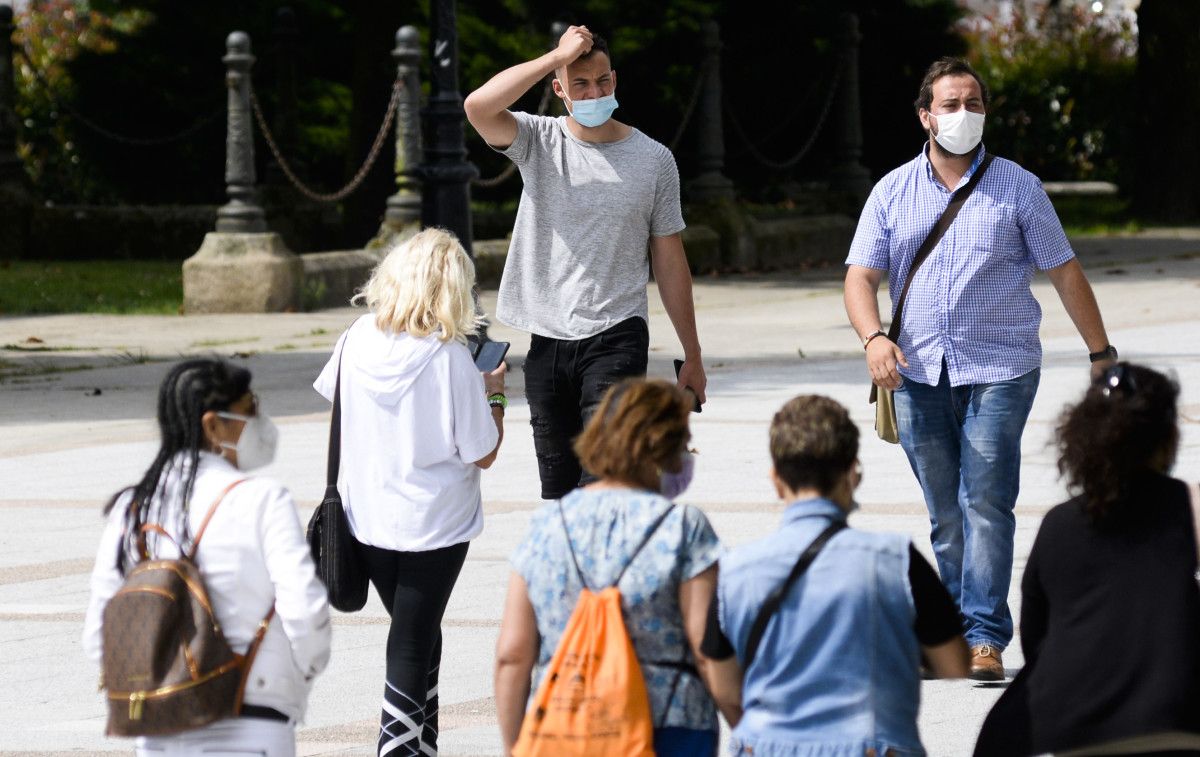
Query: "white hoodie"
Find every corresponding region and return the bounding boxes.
[313,315,498,552]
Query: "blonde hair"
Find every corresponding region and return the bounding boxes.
[354,228,483,342]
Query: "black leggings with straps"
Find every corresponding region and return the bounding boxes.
[360,541,469,757]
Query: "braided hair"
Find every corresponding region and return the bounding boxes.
[104,358,251,571]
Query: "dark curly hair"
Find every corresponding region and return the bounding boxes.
[1057,363,1179,524]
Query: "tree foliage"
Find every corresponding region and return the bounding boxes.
[1132,0,1200,221]
[10,0,965,216]
[960,2,1136,183]
[12,1,150,201]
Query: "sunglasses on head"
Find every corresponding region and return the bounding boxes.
[1100,364,1136,398]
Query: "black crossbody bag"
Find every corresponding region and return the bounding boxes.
[306,343,370,612]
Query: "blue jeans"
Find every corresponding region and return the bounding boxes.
[893,363,1040,649]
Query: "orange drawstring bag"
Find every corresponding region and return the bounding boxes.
[512,504,678,757]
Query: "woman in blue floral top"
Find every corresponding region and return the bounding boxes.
[494,379,725,756]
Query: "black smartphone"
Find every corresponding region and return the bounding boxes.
[673,359,703,413]
[474,341,510,373]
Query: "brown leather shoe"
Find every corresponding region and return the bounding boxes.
[970,644,1005,681]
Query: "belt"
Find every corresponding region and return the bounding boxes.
[240,704,290,723]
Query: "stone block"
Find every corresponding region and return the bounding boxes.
[182,232,302,313]
[750,214,856,271]
[686,200,757,270]
[472,238,510,289]
[681,225,721,273]
[300,249,382,310]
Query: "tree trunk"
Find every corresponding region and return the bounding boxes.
[1133,0,1200,222]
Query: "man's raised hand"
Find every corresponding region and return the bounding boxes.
[555,25,593,66]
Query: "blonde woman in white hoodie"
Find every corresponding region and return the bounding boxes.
[314,227,506,757]
[84,358,332,756]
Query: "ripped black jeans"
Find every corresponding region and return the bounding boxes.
[523,317,649,499]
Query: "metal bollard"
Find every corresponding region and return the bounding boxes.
[828,13,871,203]
[216,31,267,233]
[688,20,734,203]
[384,25,422,230]
[420,0,478,256]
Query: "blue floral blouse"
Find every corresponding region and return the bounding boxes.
[510,488,723,731]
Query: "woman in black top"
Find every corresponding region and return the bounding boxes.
[975,363,1200,757]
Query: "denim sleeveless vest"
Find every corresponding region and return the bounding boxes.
[718,498,923,757]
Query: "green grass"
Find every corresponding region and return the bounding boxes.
[0,260,182,315]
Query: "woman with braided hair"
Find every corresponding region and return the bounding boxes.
[83,358,331,756]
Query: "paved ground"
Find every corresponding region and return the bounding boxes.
[2,230,1200,756]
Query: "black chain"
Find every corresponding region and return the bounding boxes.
[668,57,711,153]
[724,62,843,171]
[250,77,402,203]
[14,47,223,147]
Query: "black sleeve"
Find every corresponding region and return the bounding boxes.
[700,585,736,661]
[909,545,962,646]
[1018,526,1048,667]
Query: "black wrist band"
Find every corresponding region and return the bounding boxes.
[1089,345,1118,363]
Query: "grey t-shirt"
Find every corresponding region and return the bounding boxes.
[493,112,686,340]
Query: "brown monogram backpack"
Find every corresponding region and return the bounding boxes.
[100,479,275,736]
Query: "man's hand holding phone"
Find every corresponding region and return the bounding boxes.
[674,358,705,413]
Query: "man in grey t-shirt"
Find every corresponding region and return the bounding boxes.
[465,25,707,499]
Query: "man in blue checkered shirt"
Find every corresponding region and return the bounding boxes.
[844,58,1116,682]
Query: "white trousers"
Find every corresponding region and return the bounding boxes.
[134,717,295,757]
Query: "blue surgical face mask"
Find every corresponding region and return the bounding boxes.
[560,81,618,128]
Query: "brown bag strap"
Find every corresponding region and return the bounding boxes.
[137,524,178,560]
[188,478,250,559]
[134,478,248,561]
[234,606,278,712]
[869,154,993,404]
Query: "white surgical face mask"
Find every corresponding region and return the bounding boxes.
[931,108,985,155]
[217,411,278,471]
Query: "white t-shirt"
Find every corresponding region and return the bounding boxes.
[313,315,498,552]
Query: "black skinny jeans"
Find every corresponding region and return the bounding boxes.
[360,541,469,757]
[523,316,650,499]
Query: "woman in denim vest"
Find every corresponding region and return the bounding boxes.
[699,395,969,756]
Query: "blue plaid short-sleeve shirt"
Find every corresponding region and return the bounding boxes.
[846,145,1075,386]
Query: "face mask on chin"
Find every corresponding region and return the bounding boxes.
[559,80,619,129]
[930,108,985,155]
[217,411,279,471]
